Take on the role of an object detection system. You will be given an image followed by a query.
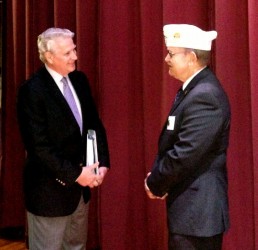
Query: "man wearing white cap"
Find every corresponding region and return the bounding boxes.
[145,24,230,249]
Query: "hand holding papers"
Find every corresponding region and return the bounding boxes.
[87,129,99,175]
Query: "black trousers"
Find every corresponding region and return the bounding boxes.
[169,233,223,250]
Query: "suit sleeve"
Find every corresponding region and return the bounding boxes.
[147,88,227,197]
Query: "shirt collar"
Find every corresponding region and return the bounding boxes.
[45,64,64,83]
[182,66,206,90]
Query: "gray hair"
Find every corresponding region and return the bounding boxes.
[191,49,211,66]
[37,28,74,63]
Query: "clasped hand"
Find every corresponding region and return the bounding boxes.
[144,172,168,200]
[76,162,108,188]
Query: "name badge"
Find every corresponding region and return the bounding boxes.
[167,116,175,130]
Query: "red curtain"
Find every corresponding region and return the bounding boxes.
[215,1,254,249]
[1,0,258,249]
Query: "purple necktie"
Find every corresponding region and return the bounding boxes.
[61,77,82,133]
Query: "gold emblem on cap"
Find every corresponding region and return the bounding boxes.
[173,32,180,39]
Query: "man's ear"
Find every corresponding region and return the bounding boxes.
[45,51,54,64]
[187,51,197,66]
[189,51,198,63]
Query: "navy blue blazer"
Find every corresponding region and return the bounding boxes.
[17,66,110,217]
[147,67,230,237]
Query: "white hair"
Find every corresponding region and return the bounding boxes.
[37,28,74,63]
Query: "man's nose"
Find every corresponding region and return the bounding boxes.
[165,54,170,62]
[72,51,77,60]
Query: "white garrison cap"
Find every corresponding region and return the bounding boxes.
[163,24,217,51]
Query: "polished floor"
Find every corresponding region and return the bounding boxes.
[0,238,27,249]
[0,227,28,250]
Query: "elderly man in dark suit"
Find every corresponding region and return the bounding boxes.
[17,28,110,250]
[145,24,231,250]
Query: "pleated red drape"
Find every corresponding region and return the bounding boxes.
[215,2,254,249]
[249,1,258,248]
[1,0,258,249]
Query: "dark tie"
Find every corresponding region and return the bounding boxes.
[61,77,82,133]
[174,88,184,104]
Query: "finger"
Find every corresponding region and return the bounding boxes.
[95,180,100,187]
[89,164,97,170]
[94,162,99,167]
[96,179,102,185]
[148,194,157,199]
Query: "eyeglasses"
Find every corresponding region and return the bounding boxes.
[167,51,186,59]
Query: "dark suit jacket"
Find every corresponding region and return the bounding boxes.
[17,66,110,217]
[147,67,230,237]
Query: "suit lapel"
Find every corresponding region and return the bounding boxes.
[159,67,211,141]
[170,67,210,113]
[40,67,82,134]
[39,67,65,102]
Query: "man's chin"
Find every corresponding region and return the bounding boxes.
[69,65,76,72]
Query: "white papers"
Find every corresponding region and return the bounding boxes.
[87,129,99,174]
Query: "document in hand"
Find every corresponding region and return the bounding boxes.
[87,129,99,174]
